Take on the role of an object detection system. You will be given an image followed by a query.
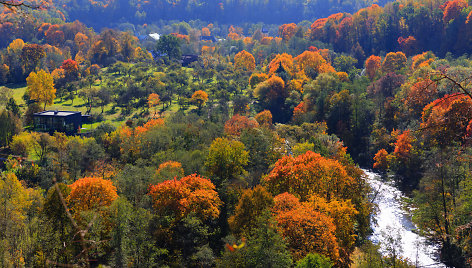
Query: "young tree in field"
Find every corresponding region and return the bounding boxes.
[147,93,160,117]
[191,90,208,111]
[234,50,256,72]
[26,69,56,110]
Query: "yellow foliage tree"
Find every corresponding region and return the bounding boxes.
[26,69,56,110]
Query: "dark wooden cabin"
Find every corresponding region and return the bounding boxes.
[33,110,89,135]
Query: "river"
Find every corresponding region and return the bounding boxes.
[364,170,447,267]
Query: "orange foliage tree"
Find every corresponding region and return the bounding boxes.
[365,55,381,81]
[148,174,222,221]
[201,27,211,36]
[268,53,294,75]
[398,36,418,56]
[273,192,339,262]
[263,151,354,201]
[67,177,118,216]
[278,23,297,41]
[227,32,240,40]
[373,148,389,170]
[421,93,472,144]
[147,93,160,117]
[61,59,79,81]
[253,75,286,104]
[21,44,45,74]
[294,50,335,78]
[234,50,255,72]
[310,18,328,40]
[308,195,358,267]
[411,52,435,70]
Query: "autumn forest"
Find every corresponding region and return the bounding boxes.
[1,0,472,267]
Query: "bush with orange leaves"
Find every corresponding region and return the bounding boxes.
[224,114,259,136]
[67,177,118,216]
[148,174,222,221]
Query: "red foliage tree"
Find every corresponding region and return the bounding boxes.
[365,55,381,81]
[398,36,418,56]
[61,59,79,81]
[224,114,259,136]
[393,130,414,160]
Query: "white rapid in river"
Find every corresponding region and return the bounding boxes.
[364,170,447,267]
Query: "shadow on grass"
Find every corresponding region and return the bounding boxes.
[6,83,26,89]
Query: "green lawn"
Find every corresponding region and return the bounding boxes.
[2,63,210,132]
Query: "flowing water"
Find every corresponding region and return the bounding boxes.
[364,170,447,267]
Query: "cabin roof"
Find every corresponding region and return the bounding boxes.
[34,110,81,117]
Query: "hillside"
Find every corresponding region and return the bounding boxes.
[1,0,472,267]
